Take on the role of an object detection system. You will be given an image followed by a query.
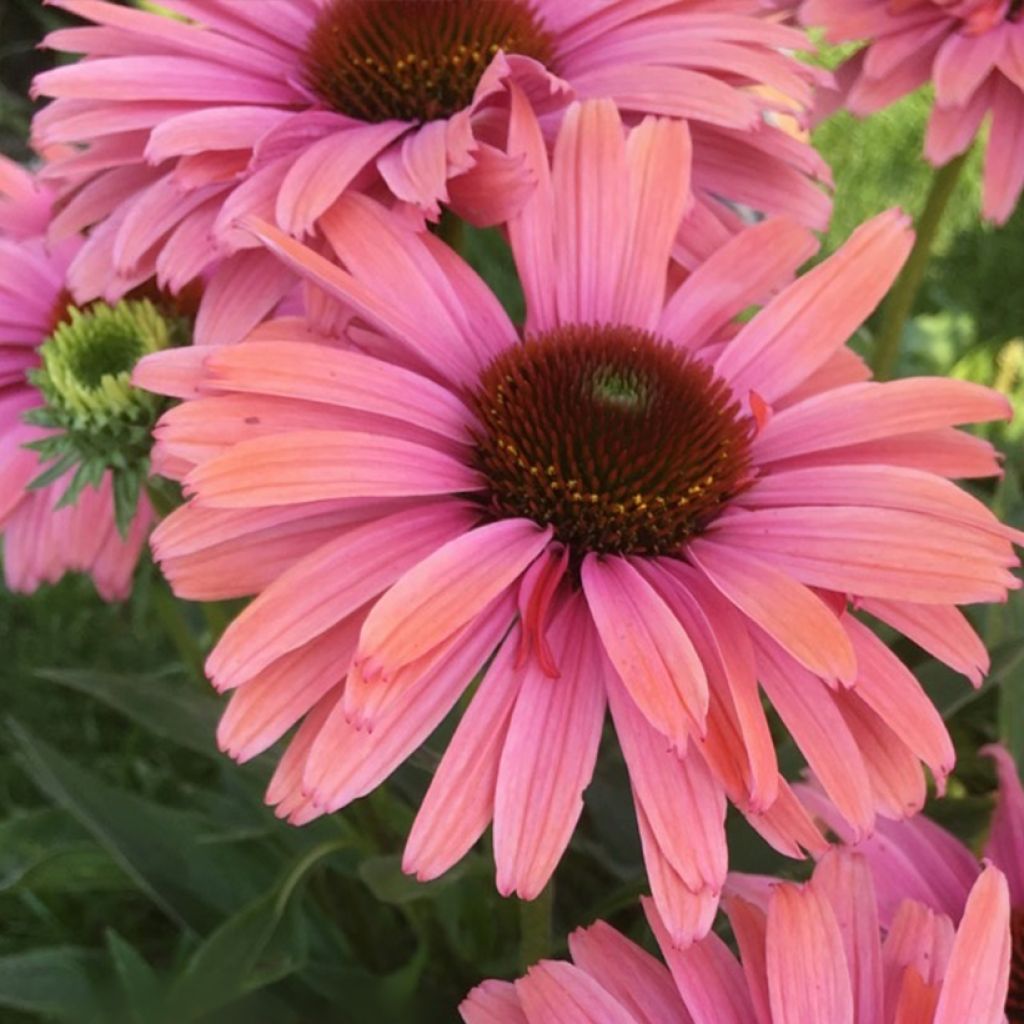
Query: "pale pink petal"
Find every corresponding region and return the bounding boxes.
[567,922,692,1024]
[460,981,528,1024]
[645,898,756,1024]
[982,744,1024,905]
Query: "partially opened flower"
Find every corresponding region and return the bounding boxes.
[801,0,1024,223]
[32,0,830,336]
[0,154,184,599]
[461,850,1012,1024]
[138,97,1020,941]
[802,743,1024,1019]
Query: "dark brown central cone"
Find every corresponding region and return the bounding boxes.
[304,0,555,123]
[1009,908,1024,1023]
[470,324,754,558]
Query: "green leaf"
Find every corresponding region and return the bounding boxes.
[168,840,350,1019]
[9,718,224,931]
[35,668,220,757]
[460,226,525,325]
[0,948,104,1019]
[105,931,162,1024]
[357,853,474,905]
[919,638,1024,720]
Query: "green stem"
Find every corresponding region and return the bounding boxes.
[518,883,554,972]
[152,584,205,679]
[872,151,970,381]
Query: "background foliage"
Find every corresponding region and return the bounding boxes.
[0,5,1022,1021]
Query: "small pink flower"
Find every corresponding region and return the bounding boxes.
[461,850,1013,1024]
[802,743,1024,1019]
[32,0,830,342]
[138,98,1020,942]
[802,0,1024,222]
[0,156,152,600]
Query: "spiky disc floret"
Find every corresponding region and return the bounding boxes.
[24,299,184,534]
[470,324,754,558]
[304,0,555,123]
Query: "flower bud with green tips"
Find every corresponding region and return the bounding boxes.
[23,298,186,535]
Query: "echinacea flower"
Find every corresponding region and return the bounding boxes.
[32,0,830,340]
[0,154,170,599]
[801,0,1024,223]
[802,743,1024,1021]
[137,96,1020,942]
[461,850,1012,1024]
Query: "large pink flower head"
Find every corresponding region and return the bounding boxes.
[802,0,1024,223]
[802,744,1024,1020]
[461,850,1013,1024]
[138,97,1021,942]
[0,154,186,600]
[31,0,830,330]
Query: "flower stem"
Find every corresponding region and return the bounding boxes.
[518,883,554,971]
[872,151,970,381]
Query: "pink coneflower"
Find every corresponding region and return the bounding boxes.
[802,0,1024,223]
[461,850,1012,1024]
[32,0,830,338]
[802,744,1024,1020]
[0,154,160,600]
[138,97,1020,941]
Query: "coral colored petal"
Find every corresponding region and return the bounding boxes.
[550,100,631,326]
[716,210,912,403]
[765,883,854,1024]
[859,599,988,686]
[206,503,473,690]
[932,866,1012,1024]
[659,216,819,351]
[754,378,1012,464]
[202,341,475,443]
[811,851,884,1024]
[301,594,515,814]
[404,634,522,884]
[616,114,692,329]
[494,596,606,899]
[843,618,955,787]
[606,668,726,901]
[357,520,552,679]
[755,637,876,838]
[184,430,481,507]
[582,554,708,749]
[689,539,856,685]
[516,961,637,1023]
